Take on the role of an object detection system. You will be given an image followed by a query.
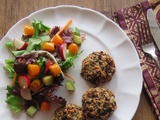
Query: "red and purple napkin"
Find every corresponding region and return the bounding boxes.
[113,0,160,119]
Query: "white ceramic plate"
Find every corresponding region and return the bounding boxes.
[0,5,142,120]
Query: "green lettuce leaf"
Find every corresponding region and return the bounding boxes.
[11,50,26,57]
[59,50,83,70]
[3,59,15,79]
[5,41,14,48]
[24,36,50,55]
[32,19,50,37]
[5,86,24,113]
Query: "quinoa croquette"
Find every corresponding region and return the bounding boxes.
[81,51,116,85]
[82,87,117,120]
[52,103,83,120]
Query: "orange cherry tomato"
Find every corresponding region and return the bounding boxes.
[68,43,79,55]
[41,101,51,111]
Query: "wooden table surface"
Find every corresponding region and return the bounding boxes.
[0,0,157,120]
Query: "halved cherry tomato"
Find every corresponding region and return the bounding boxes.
[24,25,34,36]
[50,19,72,46]
[41,101,51,111]
[30,79,41,92]
[49,63,62,76]
[50,35,63,46]
[27,64,40,78]
[42,42,55,52]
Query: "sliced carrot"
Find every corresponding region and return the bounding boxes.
[57,19,72,35]
[64,73,75,83]
[24,25,34,36]
[27,64,40,78]
[49,63,62,76]
[11,73,17,86]
[51,19,72,45]
[42,42,55,52]
[68,43,79,54]
[41,101,51,111]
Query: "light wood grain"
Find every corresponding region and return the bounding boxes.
[0,0,157,119]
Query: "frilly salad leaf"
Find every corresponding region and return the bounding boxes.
[3,18,84,117]
[3,59,15,79]
[59,50,83,70]
[11,19,51,57]
[5,86,24,113]
[32,19,50,37]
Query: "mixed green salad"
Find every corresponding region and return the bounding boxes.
[3,18,84,117]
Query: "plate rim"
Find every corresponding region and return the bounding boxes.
[0,5,143,120]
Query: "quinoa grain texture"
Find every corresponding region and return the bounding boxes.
[52,51,117,120]
[52,103,84,120]
[81,51,116,85]
[82,87,117,120]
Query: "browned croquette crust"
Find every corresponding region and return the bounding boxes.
[82,87,117,120]
[81,51,116,85]
[52,103,84,120]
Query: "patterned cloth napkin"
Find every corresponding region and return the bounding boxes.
[113,0,160,119]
